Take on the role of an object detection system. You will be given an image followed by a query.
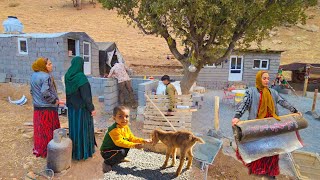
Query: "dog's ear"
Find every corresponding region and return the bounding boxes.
[154,130,158,139]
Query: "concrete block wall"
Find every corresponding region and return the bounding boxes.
[88,77,110,96]
[131,75,183,81]
[0,36,65,84]
[0,73,6,83]
[102,78,118,113]
[137,80,159,107]
[197,81,229,89]
[131,78,152,100]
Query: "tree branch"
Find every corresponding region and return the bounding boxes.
[128,14,157,35]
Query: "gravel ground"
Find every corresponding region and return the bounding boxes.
[103,149,193,180]
[191,89,320,154]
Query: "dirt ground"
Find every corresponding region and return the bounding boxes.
[0,83,294,179]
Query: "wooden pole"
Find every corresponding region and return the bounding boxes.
[303,64,310,97]
[214,96,220,131]
[145,94,177,131]
[312,89,318,112]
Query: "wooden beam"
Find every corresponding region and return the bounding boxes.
[214,96,220,131]
[303,64,311,97]
[312,89,318,112]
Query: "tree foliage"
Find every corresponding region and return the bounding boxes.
[99,0,317,93]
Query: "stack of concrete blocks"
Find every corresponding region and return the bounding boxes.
[192,92,204,109]
[197,81,229,90]
[88,77,109,97]
[136,80,159,121]
[55,80,65,95]
[131,78,151,100]
[103,78,118,113]
[0,73,6,83]
[131,75,183,81]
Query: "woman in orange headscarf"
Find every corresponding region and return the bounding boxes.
[30,57,61,158]
[231,70,299,178]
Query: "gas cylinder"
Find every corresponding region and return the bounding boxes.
[47,128,72,173]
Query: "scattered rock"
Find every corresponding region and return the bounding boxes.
[18,128,25,133]
[25,171,37,179]
[22,132,33,139]
[304,41,311,45]
[294,36,306,42]
[23,122,33,126]
[297,23,319,32]
[269,30,278,37]
[23,163,30,170]
[272,40,282,44]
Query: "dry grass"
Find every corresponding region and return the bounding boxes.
[3,0,319,74]
[8,2,19,7]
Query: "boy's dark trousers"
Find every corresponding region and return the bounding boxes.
[101,146,129,166]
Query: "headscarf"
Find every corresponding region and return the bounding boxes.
[32,57,48,73]
[256,70,280,120]
[64,56,89,95]
[32,57,57,91]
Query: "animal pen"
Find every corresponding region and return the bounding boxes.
[142,93,223,180]
[142,94,195,134]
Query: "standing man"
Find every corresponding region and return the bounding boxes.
[107,57,135,107]
[161,75,177,116]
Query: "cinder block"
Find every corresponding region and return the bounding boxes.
[104,87,116,93]
[104,92,117,100]
[103,81,115,87]
[0,73,7,83]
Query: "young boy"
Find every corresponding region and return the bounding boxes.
[100,106,151,173]
[161,75,177,116]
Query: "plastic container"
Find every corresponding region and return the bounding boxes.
[2,16,24,33]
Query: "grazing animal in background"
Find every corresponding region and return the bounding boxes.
[151,129,205,176]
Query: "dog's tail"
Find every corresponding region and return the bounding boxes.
[192,136,205,144]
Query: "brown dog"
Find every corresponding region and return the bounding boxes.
[151,129,205,176]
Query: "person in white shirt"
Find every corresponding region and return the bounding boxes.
[107,58,135,107]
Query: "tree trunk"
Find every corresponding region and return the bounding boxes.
[76,0,82,10]
[180,67,201,94]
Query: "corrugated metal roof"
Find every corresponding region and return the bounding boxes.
[234,48,284,53]
[280,63,320,71]
[0,32,68,38]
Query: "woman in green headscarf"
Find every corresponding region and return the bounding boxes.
[231,70,300,178]
[65,56,96,160]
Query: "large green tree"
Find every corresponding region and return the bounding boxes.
[99,0,316,94]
